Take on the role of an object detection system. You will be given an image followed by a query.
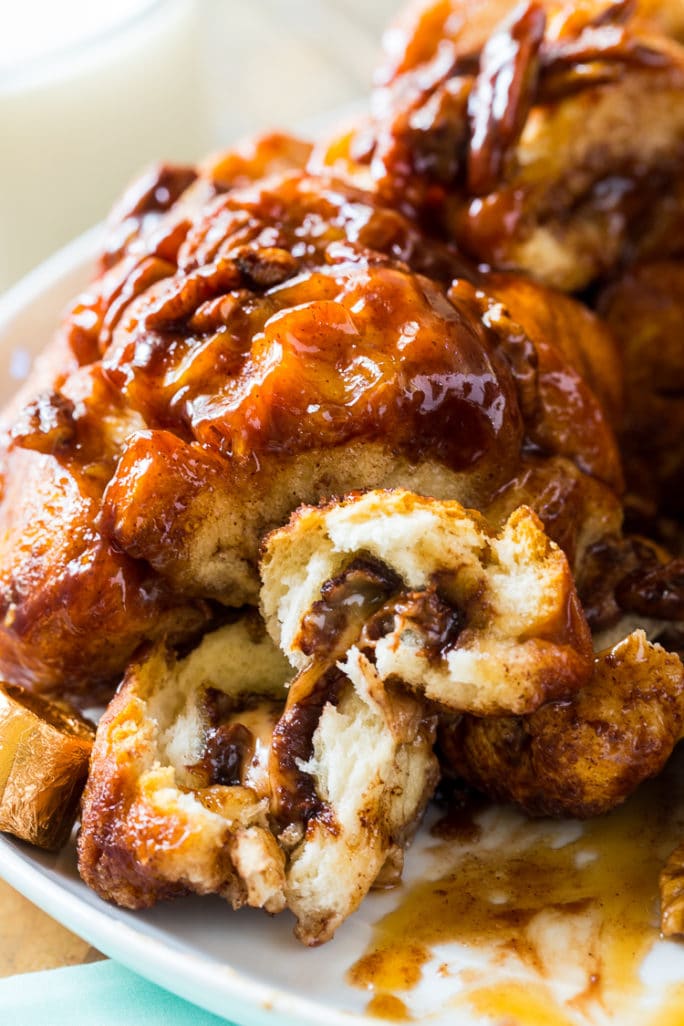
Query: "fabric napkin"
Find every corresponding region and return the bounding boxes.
[0,960,235,1025]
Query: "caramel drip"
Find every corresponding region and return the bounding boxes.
[348,752,684,1023]
[365,993,413,1022]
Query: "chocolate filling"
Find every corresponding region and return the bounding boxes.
[296,556,404,660]
[362,582,466,665]
[270,665,348,829]
[190,689,281,789]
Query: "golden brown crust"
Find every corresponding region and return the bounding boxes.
[447,275,624,491]
[77,674,209,909]
[78,619,290,911]
[485,271,624,430]
[484,455,624,581]
[4,2,684,950]
[76,600,439,943]
[443,630,684,817]
[0,426,209,699]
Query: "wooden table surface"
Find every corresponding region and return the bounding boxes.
[0,880,102,977]
[0,0,400,980]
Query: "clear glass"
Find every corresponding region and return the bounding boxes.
[0,0,208,292]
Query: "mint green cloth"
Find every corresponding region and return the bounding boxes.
[0,960,234,1024]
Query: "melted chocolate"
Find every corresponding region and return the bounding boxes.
[201,722,253,788]
[364,583,466,664]
[270,665,347,827]
[190,688,281,789]
[297,556,402,659]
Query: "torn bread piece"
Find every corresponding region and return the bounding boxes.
[261,489,593,716]
[78,616,291,913]
[269,655,438,946]
[444,630,684,818]
[260,487,590,943]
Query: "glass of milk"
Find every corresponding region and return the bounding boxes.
[0,0,207,291]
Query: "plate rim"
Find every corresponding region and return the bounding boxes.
[0,834,363,1026]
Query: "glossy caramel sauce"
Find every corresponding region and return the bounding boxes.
[364,994,413,1022]
[355,0,684,304]
[96,172,616,489]
[105,254,520,475]
[466,980,577,1026]
[349,754,684,1024]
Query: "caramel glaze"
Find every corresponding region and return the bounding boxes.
[597,260,684,514]
[348,0,684,287]
[430,780,488,845]
[350,757,684,1023]
[366,0,682,199]
[101,227,521,476]
[0,170,623,697]
[296,557,402,661]
[362,583,466,665]
[0,404,209,698]
[365,993,413,1023]
[647,984,684,1026]
[95,173,620,488]
[101,163,198,273]
[578,534,684,636]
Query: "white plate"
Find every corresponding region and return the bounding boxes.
[2,230,684,1026]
